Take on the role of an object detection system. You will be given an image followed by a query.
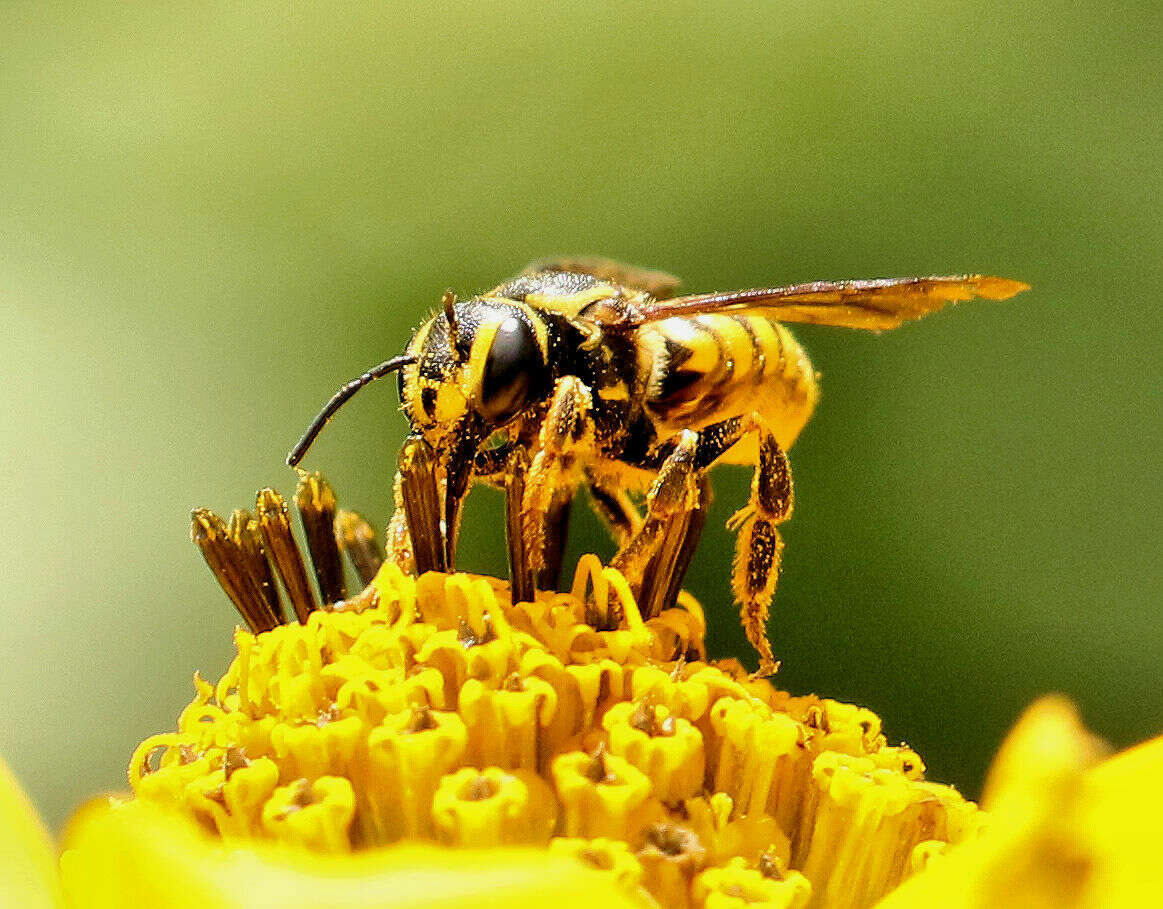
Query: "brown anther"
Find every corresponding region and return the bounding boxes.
[584,592,623,632]
[178,744,200,766]
[223,745,250,782]
[227,509,285,627]
[404,705,439,734]
[503,672,524,692]
[583,744,615,784]
[631,700,656,734]
[641,823,705,864]
[141,744,167,776]
[758,848,788,881]
[275,778,317,818]
[457,616,497,649]
[460,774,500,802]
[191,508,280,632]
[669,655,688,681]
[630,699,676,737]
[456,618,479,648]
[315,703,341,727]
[579,847,616,871]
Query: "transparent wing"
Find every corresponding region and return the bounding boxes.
[627,275,1029,331]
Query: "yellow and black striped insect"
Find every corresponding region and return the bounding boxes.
[288,258,1028,674]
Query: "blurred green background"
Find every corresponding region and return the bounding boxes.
[2,1,1159,830]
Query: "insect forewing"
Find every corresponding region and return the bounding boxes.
[631,275,1029,331]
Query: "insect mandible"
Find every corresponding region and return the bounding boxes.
[288,257,1028,674]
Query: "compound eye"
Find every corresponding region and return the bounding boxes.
[479,315,543,424]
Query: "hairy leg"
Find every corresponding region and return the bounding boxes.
[521,376,594,575]
[614,414,794,675]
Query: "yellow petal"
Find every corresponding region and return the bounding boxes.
[1081,733,1163,906]
[875,697,1163,909]
[61,797,643,909]
[0,755,63,908]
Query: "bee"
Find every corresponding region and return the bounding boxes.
[288,257,1028,674]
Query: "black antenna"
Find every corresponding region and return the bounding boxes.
[286,354,417,467]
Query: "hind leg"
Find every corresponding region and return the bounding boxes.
[725,418,793,677]
[614,414,793,674]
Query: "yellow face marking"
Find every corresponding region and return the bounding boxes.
[507,299,549,361]
[461,317,500,407]
[434,380,469,423]
[403,316,435,425]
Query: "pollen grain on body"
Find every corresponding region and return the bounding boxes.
[126,474,988,908]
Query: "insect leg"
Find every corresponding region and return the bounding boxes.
[724,416,794,678]
[610,429,702,616]
[642,474,712,619]
[385,470,415,572]
[522,376,594,575]
[537,494,574,592]
[613,413,791,674]
[503,448,535,604]
[586,473,642,547]
[397,434,446,575]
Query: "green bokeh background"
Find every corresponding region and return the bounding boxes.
[2,2,1159,830]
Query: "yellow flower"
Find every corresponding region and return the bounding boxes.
[3,474,1160,907]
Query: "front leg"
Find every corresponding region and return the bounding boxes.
[521,376,594,578]
[393,434,445,575]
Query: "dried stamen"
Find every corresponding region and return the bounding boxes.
[255,488,317,623]
[583,745,615,784]
[294,472,347,604]
[227,509,285,626]
[397,436,445,575]
[758,848,788,881]
[335,509,383,586]
[191,508,278,632]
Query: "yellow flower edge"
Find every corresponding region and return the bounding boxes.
[60,796,639,909]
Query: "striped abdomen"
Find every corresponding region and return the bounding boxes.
[641,314,819,457]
